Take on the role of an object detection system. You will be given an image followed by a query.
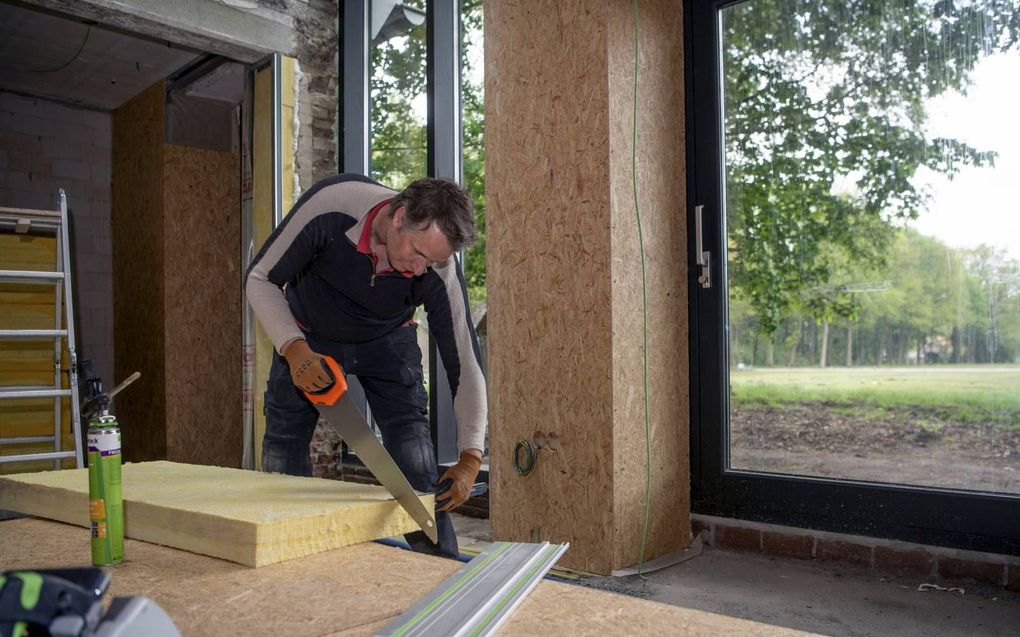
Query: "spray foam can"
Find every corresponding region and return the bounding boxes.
[88,413,123,565]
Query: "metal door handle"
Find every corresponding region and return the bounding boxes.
[695,205,712,288]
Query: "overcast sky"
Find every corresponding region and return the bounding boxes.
[910,52,1020,261]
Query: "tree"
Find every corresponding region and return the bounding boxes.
[965,245,1020,362]
[841,231,1020,365]
[366,1,487,310]
[723,0,1019,336]
[461,0,486,309]
[369,10,427,190]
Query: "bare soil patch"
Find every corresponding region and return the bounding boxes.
[731,403,1020,494]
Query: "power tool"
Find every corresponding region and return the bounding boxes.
[0,567,178,636]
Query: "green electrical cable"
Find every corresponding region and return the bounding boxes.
[631,0,653,582]
[512,440,537,476]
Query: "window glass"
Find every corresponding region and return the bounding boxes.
[370,0,427,188]
[721,0,1020,493]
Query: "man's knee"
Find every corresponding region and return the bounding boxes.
[261,438,312,477]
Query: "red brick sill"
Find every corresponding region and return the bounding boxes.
[695,513,1020,592]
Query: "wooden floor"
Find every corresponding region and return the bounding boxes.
[0,518,820,636]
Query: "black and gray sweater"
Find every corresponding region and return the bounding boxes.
[244,173,486,452]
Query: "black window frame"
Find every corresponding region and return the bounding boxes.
[685,0,1019,555]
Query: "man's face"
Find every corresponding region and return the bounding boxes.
[386,207,455,277]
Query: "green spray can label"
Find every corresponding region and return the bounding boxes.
[88,415,123,565]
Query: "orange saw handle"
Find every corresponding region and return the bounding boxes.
[303,356,348,406]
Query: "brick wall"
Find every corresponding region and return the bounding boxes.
[334,459,492,520]
[0,92,115,389]
[311,420,343,479]
[254,0,338,193]
[693,514,1020,592]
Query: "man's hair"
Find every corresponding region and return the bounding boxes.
[390,178,478,251]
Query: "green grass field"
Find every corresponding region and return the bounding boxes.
[730,366,1020,425]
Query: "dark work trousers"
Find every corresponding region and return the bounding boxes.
[262,325,458,559]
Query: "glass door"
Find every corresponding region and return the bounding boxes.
[689,0,1020,553]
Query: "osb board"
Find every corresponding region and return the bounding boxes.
[0,234,75,473]
[163,145,241,467]
[0,461,429,567]
[486,0,615,575]
[251,57,297,471]
[606,0,690,569]
[111,81,167,462]
[486,1,689,574]
[0,519,821,637]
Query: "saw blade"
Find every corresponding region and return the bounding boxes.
[312,395,438,544]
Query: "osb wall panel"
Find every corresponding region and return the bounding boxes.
[607,0,689,569]
[0,235,74,473]
[164,145,241,467]
[488,1,690,574]
[112,81,166,461]
[486,0,616,574]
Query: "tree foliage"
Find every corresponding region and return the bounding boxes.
[369,0,487,309]
[369,7,427,190]
[730,228,1020,366]
[724,0,1020,335]
[461,0,486,308]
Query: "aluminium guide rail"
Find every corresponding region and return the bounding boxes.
[377,541,569,637]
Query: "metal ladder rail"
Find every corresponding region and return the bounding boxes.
[0,190,84,468]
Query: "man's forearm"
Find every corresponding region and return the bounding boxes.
[244,274,304,354]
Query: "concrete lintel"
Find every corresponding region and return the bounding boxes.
[23,0,294,63]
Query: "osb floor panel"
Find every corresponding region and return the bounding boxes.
[0,519,821,636]
[0,461,428,567]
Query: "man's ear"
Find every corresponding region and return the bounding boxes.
[391,205,405,229]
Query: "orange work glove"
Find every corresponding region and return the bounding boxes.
[283,339,335,393]
[436,451,483,513]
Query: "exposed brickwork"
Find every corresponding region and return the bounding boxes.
[456,492,490,519]
[762,532,813,560]
[282,0,338,188]
[714,526,762,553]
[310,417,342,478]
[873,547,934,579]
[691,517,710,541]
[938,557,1006,586]
[1007,566,1020,593]
[333,460,492,519]
[334,461,380,487]
[817,540,872,568]
[696,516,1015,589]
[253,0,338,191]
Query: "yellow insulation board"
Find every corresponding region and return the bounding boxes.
[0,233,75,473]
[0,461,431,567]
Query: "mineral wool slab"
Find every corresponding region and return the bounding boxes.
[0,461,431,567]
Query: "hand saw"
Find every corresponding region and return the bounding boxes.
[304,357,438,543]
